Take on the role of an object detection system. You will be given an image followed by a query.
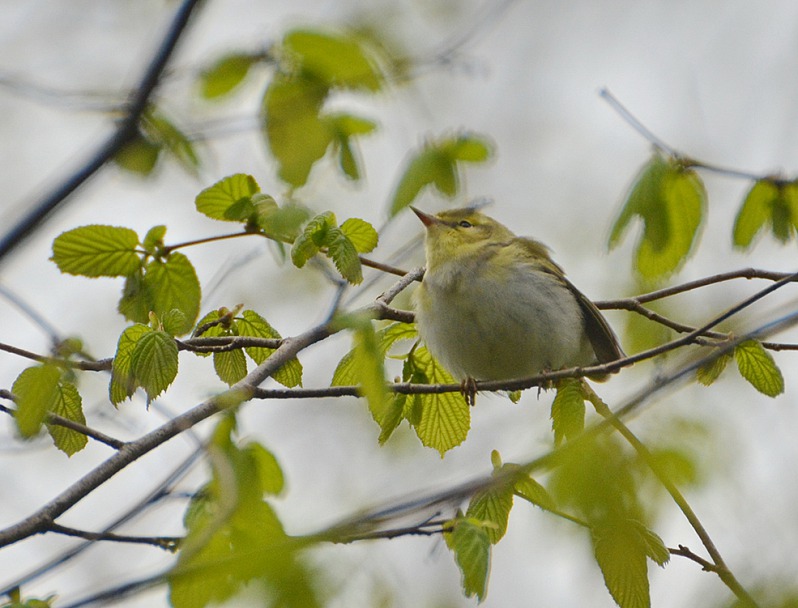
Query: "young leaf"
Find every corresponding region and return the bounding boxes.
[609,154,705,279]
[389,132,493,216]
[411,346,470,455]
[143,252,201,336]
[129,329,179,401]
[262,73,332,188]
[110,324,150,404]
[199,52,261,99]
[340,217,378,253]
[12,364,61,438]
[551,378,586,446]
[291,211,335,268]
[47,381,87,456]
[733,180,780,248]
[142,225,167,254]
[351,319,389,432]
[235,310,302,388]
[243,442,285,496]
[466,482,514,544]
[734,339,784,397]
[696,350,733,386]
[450,519,491,602]
[195,174,260,222]
[283,28,382,92]
[143,110,200,175]
[514,475,556,512]
[214,348,247,386]
[114,134,161,175]
[52,225,141,277]
[592,520,651,608]
[326,226,363,284]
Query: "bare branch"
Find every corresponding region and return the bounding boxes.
[0,0,205,262]
[48,523,180,551]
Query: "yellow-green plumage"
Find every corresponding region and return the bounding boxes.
[413,206,622,381]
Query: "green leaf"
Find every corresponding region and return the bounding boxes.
[283,28,382,91]
[696,350,733,386]
[143,110,200,175]
[635,521,670,567]
[351,319,389,432]
[291,211,334,268]
[214,348,247,386]
[326,227,363,284]
[129,329,179,400]
[52,225,141,277]
[411,346,470,455]
[377,394,407,444]
[110,324,150,404]
[143,252,201,336]
[117,269,151,325]
[262,73,332,188]
[12,364,61,438]
[244,442,285,496]
[390,148,452,216]
[114,134,161,175]
[254,198,310,241]
[142,225,167,254]
[450,519,491,602]
[441,132,493,162]
[734,339,784,397]
[47,381,87,456]
[340,218,378,253]
[514,475,556,511]
[161,309,189,337]
[609,154,705,279]
[389,133,492,217]
[592,520,651,608]
[328,114,378,181]
[234,310,302,388]
[195,174,260,222]
[551,378,586,446]
[199,52,260,99]
[466,482,514,544]
[733,180,780,249]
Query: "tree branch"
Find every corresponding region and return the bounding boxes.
[48,523,180,551]
[0,0,205,262]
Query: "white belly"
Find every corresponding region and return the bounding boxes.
[416,266,594,381]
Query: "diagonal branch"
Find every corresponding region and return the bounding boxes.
[0,0,205,263]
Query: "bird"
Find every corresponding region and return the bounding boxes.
[412,205,623,389]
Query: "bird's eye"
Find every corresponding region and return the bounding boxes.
[458,220,473,228]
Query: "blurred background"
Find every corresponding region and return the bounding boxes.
[2,0,798,606]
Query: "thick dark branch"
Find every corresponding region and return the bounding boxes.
[0,0,205,262]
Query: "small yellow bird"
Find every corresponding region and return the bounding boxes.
[412,206,623,383]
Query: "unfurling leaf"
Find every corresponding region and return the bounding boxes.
[47,381,88,456]
[129,329,179,401]
[734,339,784,397]
[52,225,141,277]
[291,212,365,284]
[696,350,733,386]
[110,324,150,404]
[551,378,586,445]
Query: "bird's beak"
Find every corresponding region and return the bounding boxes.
[410,206,440,228]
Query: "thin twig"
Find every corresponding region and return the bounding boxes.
[48,523,180,551]
[583,383,759,606]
